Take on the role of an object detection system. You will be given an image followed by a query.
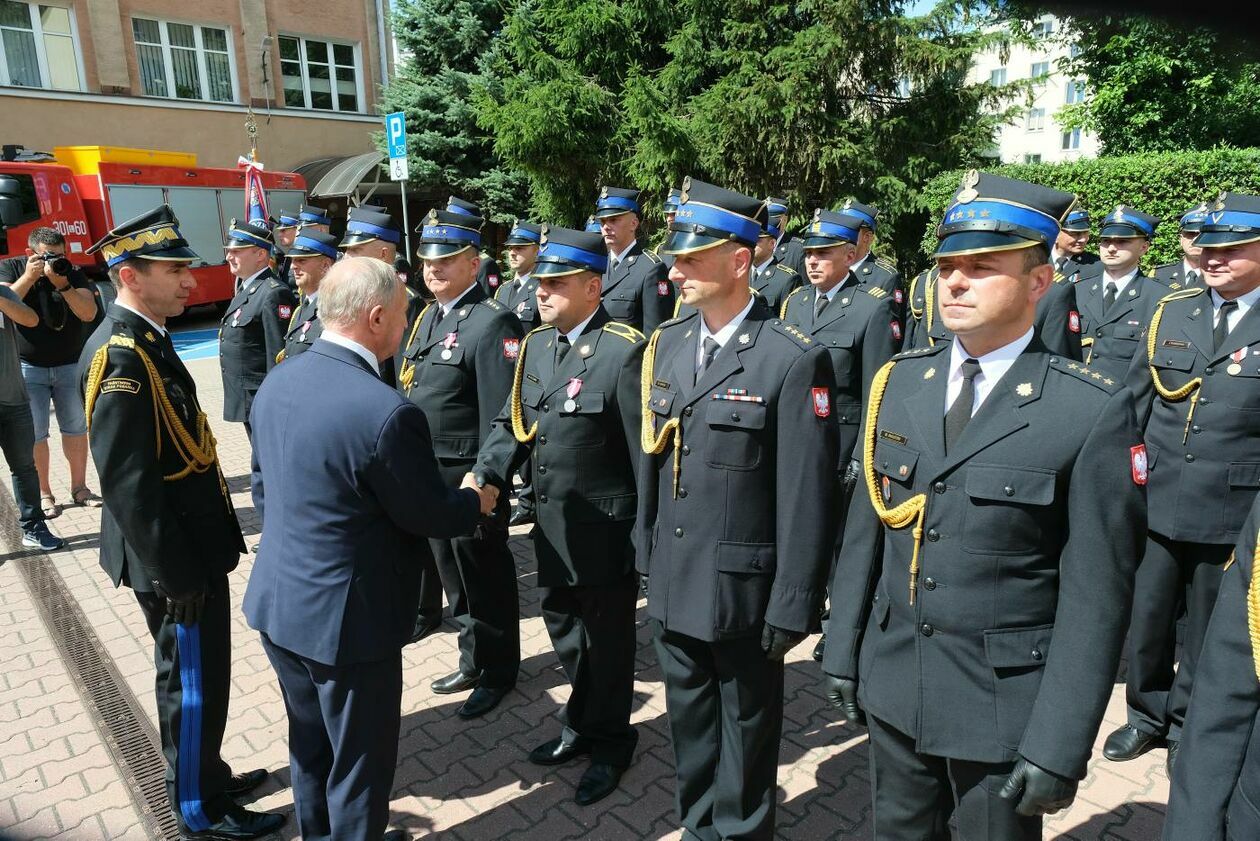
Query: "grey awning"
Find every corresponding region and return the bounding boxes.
[295,151,386,198]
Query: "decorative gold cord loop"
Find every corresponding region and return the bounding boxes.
[640,328,682,498]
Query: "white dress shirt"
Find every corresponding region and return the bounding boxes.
[697,295,756,372]
[1211,284,1260,333]
[115,302,167,336]
[235,267,267,295]
[609,241,636,269]
[438,283,478,319]
[321,330,381,375]
[563,310,599,348]
[945,328,1035,417]
[1100,267,1139,297]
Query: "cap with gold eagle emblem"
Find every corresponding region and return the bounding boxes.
[1195,192,1260,247]
[935,170,1076,257]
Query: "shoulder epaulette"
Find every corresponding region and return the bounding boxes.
[1156,286,1206,305]
[876,256,897,272]
[779,286,806,320]
[865,287,888,299]
[1049,357,1123,392]
[603,322,645,342]
[892,343,946,361]
[771,319,813,349]
[268,279,283,289]
[774,263,798,276]
[643,250,662,264]
[655,310,697,333]
[526,324,554,337]
[108,334,136,350]
[482,298,506,312]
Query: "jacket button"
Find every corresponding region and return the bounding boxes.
[682,445,691,456]
[683,406,693,417]
[1004,485,1015,497]
[1031,648,1043,661]
[538,436,547,445]
[1185,453,1195,462]
[933,482,946,494]
[926,528,940,542]
[537,466,547,475]
[1199,399,1211,406]
[1204,366,1214,375]
[922,577,936,590]
[675,527,684,537]
[543,404,550,412]
[539,495,549,504]
[678,488,688,498]
[1095,329,1103,337]
[731,413,740,422]
[1191,425,1201,434]
[920,623,934,637]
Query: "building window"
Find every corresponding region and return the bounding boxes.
[0,1,82,90]
[1030,61,1050,80]
[1026,108,1046,132]
[1032,18,1055,38]
[989,67,1007,86]
[1023,154,1043,164]
[1061,128,1082,150]
[896,77,912,98]
[132,17,236,102]
[279,35,361,112]
[1065,79,1086,104]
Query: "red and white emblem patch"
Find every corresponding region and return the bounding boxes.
[812,387,831,418]
[1130,445,1148,485]
[891,320,902,341]
[488,274,500,288]
[503,338,520,360]
[1068,310,1081,333]
[657,280,671,297]
[278,304,292,319]
[894,289,904,304]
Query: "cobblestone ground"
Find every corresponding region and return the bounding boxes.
[0,354,1169,839]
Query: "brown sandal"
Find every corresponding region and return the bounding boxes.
[72,487,104,508]
[40,494,62,518]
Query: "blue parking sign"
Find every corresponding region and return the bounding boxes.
[385,112,407,159]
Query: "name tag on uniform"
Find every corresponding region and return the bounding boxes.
[1161,339,1190,348]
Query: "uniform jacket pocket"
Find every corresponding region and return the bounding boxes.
[713,541,776,634]
[704,400,765,470]
[984,623,1053,750]
[963,464,1057,555]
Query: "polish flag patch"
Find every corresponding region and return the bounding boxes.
[812,387,831,418]
[894,289,904,304]
[1130,444,1148,485]
[278,304,292,319]
[657,280,671,297]
[503,338,520,360]
[1068,310,1081,333]
[488,274,500,288]
[891,320,902,341]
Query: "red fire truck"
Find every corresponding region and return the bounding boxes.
[0,145,307,308]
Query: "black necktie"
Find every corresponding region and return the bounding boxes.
[944,358,982,452]
[1214,301,1238,352]
[556,334,571,364]
[1186,270,1198,287]
[1103,282,1118,313]
[1055,256,1067,272]
[609,256,620,274]
[698,337,719,380]
[814,293,830,322]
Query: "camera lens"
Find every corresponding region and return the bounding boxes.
[50,257,72,275]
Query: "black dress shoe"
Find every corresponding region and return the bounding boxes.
[575,762,623,806]
[529,735,590,766]
[812,634,826,662]
[457,685,509,719]
[223,768,268,798]
[1165,739,1180,775]
[1103,724,1160,761]
[407,615,442,646]
[509,507,536,527]
[431,670,479,694]
[182,805,285,839]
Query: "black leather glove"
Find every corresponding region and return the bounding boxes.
[761,623,806,660]
[639,574,649,596]
[164,590,206,627]
[823,675,865,725]
[997,757,1078,816]
[841,458,861,500]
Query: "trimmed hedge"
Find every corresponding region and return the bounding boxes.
[916,148,1260,270]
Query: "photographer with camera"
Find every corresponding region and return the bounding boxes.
[0,227,100,518]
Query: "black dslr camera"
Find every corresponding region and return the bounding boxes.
[35,252,74,276]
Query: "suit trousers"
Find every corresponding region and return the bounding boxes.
[133,575,234,832]
[654,626,783,841]
[429,518,520,688]
[1125,532,1233,739]
[540,575,639,767]
[415,540,444,626]
[867,714,1040,841]
[261,634,402,841]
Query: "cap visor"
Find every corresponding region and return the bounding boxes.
[1194,230,1260,247]
[138,246,200,262]
[802,236,854,250]
[661,230,742,256]
[934,231,1041,258]
[287,247,330,259]
[224,240,269,251]
[503,236,538,246]
[534,261,591,278]
[338,233,380,248]
[417,242,472,260]
[593,208,632,220]
[1098,224,1147,239]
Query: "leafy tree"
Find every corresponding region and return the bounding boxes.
[476,0,1024,266]
[379,0,529,221]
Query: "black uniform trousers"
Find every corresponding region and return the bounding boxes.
[867,715,1040,841]
[428,460,519,687]
[133,574,234,833]
[415,538,444,627]
[1125,532,1233,740]
[539,573,639,767]
[260,633,401,840]
[654,627,783,841]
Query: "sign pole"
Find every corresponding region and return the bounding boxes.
[401,180,411,262]
[384,111,411,262]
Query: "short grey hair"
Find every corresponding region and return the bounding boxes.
[317,256,399,329]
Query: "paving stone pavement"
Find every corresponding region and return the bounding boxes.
[0,353,1171,839]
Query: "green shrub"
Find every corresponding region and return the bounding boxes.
[916,147,1260,271]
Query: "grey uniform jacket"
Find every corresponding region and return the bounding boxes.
[824,337,1146,779]
[635,302,839,641]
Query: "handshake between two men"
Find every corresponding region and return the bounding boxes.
[460,472,499,516]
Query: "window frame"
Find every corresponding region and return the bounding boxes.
[277,33,365,114]
[0,1,86,91]
[1030,61,1050,81]
[1025,107,1046,132]
[1064,79,1086,105]
[130,14,239,104]
[1061,128,1082,150]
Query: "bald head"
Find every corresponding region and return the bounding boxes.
[317,256,409,361]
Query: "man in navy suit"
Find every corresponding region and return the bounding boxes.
[244,256,496,840]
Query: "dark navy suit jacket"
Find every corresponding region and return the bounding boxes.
[243,338,480,666]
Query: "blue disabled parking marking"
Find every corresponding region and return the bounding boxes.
[172,327,219,361]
